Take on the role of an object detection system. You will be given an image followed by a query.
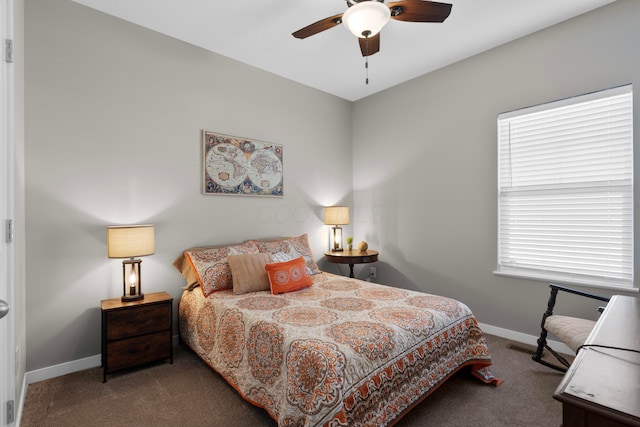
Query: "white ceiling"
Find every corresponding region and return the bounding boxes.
[71,0,617,101]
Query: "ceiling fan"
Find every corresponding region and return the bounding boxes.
[292,0,453,58]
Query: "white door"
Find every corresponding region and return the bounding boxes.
[0,0,15,425]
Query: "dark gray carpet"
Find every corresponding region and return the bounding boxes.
[21,334,567,426]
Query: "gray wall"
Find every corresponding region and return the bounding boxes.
[25,0,352,371]
[352,0,639,336]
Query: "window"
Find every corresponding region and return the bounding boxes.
[497,85,633,290]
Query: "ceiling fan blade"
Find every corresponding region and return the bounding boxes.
[358,33,380,57]
[388,0,452,23]
[292,13,344,39]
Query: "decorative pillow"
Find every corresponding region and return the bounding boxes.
[184,241,259,297]
[269,251,314,276]
[265,256,313,295]
[271,251,294,263]
[250,234,321,276]
[228,253,272,295]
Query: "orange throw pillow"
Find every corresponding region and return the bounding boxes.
[265,256,313,295]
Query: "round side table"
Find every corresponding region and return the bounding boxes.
[324,250,379,278]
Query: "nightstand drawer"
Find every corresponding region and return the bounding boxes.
[106,331,171,372]
[101,291,173,382]
[106,303,170,340]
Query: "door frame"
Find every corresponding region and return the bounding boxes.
[0,0,16,425]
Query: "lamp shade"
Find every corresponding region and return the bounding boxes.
[324,206,350,225]
[342,1,391,38]
[107,225,155,258]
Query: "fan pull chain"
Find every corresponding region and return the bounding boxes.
[365,57,369,85]
[363,31,370,85]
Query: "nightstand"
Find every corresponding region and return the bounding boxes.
[324,250,379,278]
[101,291,173,382]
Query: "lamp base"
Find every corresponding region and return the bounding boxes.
[121,293,144,302]
[330,225,344,253]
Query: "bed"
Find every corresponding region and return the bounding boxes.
[175,235,499,426]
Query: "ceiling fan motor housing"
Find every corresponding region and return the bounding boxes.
[343,0,391,38]
[346,0,386,4]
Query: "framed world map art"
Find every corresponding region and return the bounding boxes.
[202,130,283,197]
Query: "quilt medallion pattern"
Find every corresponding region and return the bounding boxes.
[179,273,494,426]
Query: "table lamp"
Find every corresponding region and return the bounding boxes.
[324,206,349,252]
[107,224,155,301]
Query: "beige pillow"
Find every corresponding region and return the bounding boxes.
[228,253,273,295]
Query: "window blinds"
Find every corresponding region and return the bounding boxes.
[497,85,633,289]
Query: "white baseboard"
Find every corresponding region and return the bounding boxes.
[478,322,574,355]
[23,328,571,387]
[25,334,182,385]
[25,354,101,385]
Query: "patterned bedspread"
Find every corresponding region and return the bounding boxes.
[178,272,493,426]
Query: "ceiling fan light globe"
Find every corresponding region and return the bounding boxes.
[342,1,391,38]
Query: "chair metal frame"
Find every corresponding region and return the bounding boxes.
[532,283,610,372]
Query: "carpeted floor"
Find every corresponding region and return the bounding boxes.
[21,334,568,426]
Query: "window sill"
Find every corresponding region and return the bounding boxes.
[492,270,639,293]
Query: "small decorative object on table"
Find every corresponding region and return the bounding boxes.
[346,236,353,251]
[358,240,368,252]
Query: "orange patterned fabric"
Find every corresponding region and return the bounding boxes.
[265,257,313,295]
[250,234,322,275]
[183,242,259,297]
[178,272,497,426]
